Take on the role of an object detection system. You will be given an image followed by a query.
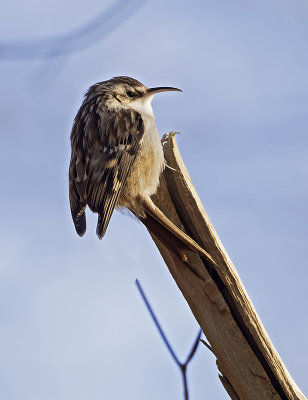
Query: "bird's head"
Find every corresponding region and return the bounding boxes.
[101,76,182,116]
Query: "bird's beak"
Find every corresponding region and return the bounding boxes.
[146,86,182,96]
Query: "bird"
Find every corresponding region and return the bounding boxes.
[69,76,216,265]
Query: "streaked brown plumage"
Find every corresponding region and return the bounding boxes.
[69,76,217,265]
[69,76,176,238]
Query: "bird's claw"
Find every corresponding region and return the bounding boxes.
[161,131,180,145]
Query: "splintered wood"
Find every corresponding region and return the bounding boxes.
[149,132,306,400]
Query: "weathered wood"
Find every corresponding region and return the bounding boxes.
[150,132,306,400]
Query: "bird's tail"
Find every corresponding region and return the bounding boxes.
[137,197,217,266]
[72,209,87,237]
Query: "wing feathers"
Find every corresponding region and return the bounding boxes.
[95,151,135,238]
[69,94,144,237]
[69,179,87,236]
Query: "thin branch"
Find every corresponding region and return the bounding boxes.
[135,279,202,400]
[200,338,214,354]
[181,367,189,400]
[0,0,147,60]
[184,330,202,366]
[135,279,180,365]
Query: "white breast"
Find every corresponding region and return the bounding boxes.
[130,94,155,118]
[122,97,165,200]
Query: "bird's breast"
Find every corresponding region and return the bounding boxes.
[119,114,165,205]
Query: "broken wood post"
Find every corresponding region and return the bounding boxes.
[149,132,306,400]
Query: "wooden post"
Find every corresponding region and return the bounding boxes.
[149,132,306,400]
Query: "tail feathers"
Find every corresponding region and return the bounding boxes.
[96,214,109,240]
[139,197,217,267]
[140,212,189,262]
[73,211,86,237]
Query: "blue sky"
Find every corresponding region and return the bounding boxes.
[0,0,307,399]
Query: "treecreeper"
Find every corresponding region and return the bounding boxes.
[69,76,216,265]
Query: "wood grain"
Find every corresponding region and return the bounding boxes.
[149,132,306,400]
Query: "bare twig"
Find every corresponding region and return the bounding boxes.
[200,338,214,354]
[1,0,147,85]
[0,0,147,60]
[135,279,202,400]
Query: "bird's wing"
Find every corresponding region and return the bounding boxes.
[69,102,144,238]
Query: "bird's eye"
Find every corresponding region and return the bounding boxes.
[126,91,135,98]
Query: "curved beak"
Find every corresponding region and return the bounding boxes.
[146,86,182,96]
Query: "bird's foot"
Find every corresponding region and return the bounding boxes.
[161,131,180,145]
